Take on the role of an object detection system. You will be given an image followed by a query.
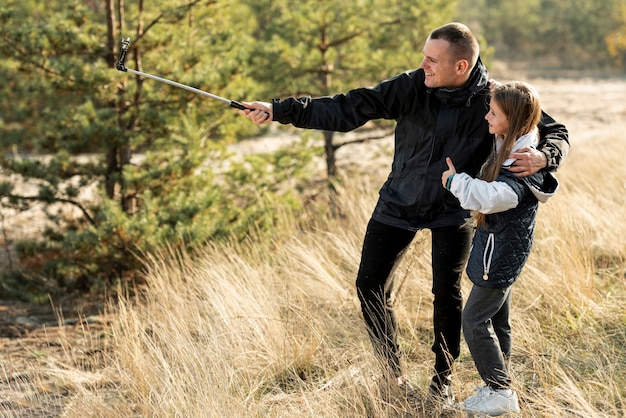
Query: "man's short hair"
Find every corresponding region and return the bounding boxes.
[429,22,480,68]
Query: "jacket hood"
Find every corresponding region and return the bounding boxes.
[432,56,489,106]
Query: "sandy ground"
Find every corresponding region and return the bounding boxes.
[520,76,626,143]
[1,74,626,416]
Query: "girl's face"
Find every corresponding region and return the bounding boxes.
[485,100,509,136]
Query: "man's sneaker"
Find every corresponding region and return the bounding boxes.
[428,376,455,406]
[461,386,520,416]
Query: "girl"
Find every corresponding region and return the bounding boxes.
[441,81,559,416]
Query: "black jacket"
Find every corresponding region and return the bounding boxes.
[272,60,569,230]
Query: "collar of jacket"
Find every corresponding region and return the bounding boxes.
[430,56,489,107]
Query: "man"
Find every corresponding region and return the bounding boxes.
[240,22,569,403]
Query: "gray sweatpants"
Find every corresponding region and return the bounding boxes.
[462,285,513,389]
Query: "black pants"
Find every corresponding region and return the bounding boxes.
[355,219,472,382]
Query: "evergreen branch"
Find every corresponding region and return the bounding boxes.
[3,36,68,79]
[4,193,96,227]
[324,30,364,49]
[134,0,212,45]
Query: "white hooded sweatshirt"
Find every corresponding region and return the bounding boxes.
[448,128,556,214]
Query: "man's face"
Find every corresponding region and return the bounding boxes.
[419,38,463,89]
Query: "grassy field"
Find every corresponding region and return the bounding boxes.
[1,76,625,417]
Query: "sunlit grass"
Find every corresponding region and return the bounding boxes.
[84,127,625,417]
[4,107,626,417]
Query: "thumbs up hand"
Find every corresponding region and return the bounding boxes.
[442,157,457,189]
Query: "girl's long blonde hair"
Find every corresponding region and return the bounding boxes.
[474,81,542,228]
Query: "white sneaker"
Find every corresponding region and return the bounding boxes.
[462,386,520,416]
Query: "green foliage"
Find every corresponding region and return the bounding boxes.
[246,0,456,97]
[607,1,626,65]
[4,134,317,296]
[0,0,272,296]
[457,0,626,69]
[0,0,460,297]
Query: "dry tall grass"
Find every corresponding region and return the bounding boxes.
[3,84,626,418]
[76,126,623,417]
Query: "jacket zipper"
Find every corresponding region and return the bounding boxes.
[483,233,495,280]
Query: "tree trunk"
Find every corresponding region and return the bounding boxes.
[323,130,343,217]
[105,0,119,200]
[323,130,336,178]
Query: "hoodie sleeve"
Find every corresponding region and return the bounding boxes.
[449,172,520,214]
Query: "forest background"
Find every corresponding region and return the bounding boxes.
[1,0,626,417]
[1,0,625,296]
